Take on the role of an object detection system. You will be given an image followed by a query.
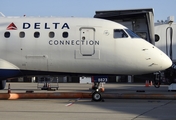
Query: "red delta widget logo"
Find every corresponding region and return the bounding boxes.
[7,22,17,30]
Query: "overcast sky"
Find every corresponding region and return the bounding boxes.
[0,0,175,22]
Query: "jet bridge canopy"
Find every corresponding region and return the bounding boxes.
[94,8,155,44]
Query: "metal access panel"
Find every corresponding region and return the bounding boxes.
[94,8,155,45]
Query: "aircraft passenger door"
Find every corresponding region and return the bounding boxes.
[80,27,95,56]
[26,55,48,71]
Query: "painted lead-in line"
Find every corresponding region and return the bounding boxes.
[65,98,80,107]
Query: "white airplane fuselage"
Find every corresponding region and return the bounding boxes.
[0,16,172,81]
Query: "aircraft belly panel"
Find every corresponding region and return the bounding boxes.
[26,55,48,71]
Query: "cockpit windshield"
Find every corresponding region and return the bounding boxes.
[125,29,140,38]
[113,29,140,39]
[114,29,128,38]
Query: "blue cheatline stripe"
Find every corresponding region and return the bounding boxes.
[0,69,20,80]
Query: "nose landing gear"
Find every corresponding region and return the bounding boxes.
[153,72,162,88]
[91,82,104,102]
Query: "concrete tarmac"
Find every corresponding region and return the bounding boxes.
[0,83,176,120]
[0,99,176,120]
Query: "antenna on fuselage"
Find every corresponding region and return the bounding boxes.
[0,12,5,17]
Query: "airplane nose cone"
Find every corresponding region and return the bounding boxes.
[150,46,172,71]
[141,45,172,74]
[159,52,172,70]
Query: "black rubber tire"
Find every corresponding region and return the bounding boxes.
[92,92,102,101]
[154,81,161,88]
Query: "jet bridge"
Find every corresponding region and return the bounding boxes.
[94,8,155,45]
[155,16,176,88]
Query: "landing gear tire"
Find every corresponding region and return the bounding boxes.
[154,72,162,88]
[154,81,161,88]
[92,92,102,102]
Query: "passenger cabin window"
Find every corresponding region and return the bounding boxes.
[114,29,128,38]
[49,32,55,38]
[125,29,140,38]
[19,31,25,38]
[62,32,68,38]
[4,31,10,38]
[34,32,40,38]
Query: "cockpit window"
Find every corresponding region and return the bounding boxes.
[114,29,128,38]
[125,29,140,38]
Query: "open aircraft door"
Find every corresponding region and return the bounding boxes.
[80,27,95,56]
